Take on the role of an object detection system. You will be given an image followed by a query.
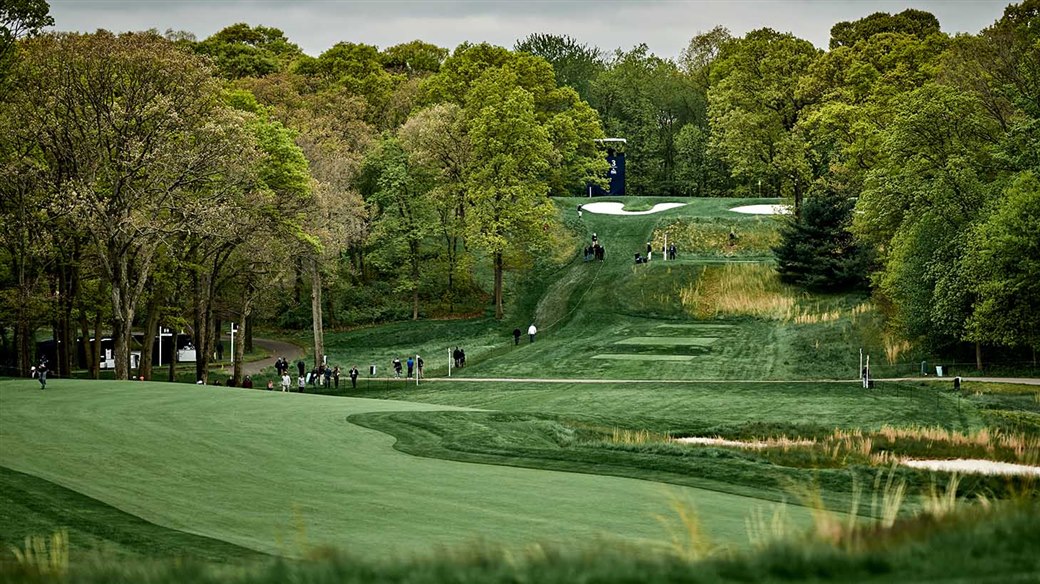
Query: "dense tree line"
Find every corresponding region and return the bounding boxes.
[1,1,1037,379]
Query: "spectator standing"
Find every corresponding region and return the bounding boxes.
[297,360,305,377]
[281,372,291,392]
[297,375,305,392]
[349,365,359,389]
[513,327,521,345]
[417,356,424,379]
[406,356,414,378]
[333,366,340,389]
[528,323,537,343]
[393,357,402,378]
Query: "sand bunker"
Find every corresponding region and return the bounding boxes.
[582,202,687,215]
[729,204,791,215]
[675,437,813,449]
[901,459,1040,476]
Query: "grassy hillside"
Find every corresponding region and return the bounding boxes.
[300,198,910,383]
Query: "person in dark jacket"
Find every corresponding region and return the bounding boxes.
[513,327,522,345]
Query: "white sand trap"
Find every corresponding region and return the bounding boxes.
[901,459,1040,476]
[729,204,791,215]
[675,437,814,449]
[582,202,687,215]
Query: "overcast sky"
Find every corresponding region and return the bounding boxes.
[47,0,1010,58]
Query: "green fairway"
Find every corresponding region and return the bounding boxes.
[614,337,720,346]
[592,354,697,361]
[0,379,808,560]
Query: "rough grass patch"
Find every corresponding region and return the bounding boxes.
[654,217,780,257]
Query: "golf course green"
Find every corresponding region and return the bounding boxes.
[0,379,809,559]
[2,198,1036,581]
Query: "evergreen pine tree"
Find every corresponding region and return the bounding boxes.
[773,187,870,290]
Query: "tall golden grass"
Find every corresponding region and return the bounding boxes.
[610,427,669,445]
[669,425,1038,467]
[655,493,720,561]
[9,529,68,577]
[679,264,800,320]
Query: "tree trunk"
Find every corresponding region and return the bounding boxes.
[792,176,803,220]
[411,240,420,320]
[111,314,132,381]
[15,321,31,377]
[193,273,209,384]
[234,304,251,386]
[168,337,178,382]
[138,291,161,380]
[91,311,102,379]
[244,314,253,354]
[493,252,504,320]
[975,341,983,372]
[56,265,69,377]
[78,308,91,372]
[311,257,325,368]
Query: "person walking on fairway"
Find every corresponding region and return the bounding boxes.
[349,365,359,389]
[297,375,306,392]
[528,323,537,343]
[280,372,291,392]
[36,358,48,389]
[513,327,521,345]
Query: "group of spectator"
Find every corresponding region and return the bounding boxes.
[452,347,466,368]
[271,356,349,392]
[584,232,606,262]
[392,355,425,379]
[636,242,678,264]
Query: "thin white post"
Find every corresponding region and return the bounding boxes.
[448,347,452,377]
[158,326,163,367]
[664,234,668,261]
[230,323,236,364]
[415,354,420,386]
[859,348,863,381]
[864,355,870,389]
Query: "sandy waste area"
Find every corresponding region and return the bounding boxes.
[729,204,791,215]
[676,437,1040,476]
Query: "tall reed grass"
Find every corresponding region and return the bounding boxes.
[9,528,68,577]
[679,264,800,320]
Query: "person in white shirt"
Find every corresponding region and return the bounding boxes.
[281,373,291,392]
[528,323,537,343]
